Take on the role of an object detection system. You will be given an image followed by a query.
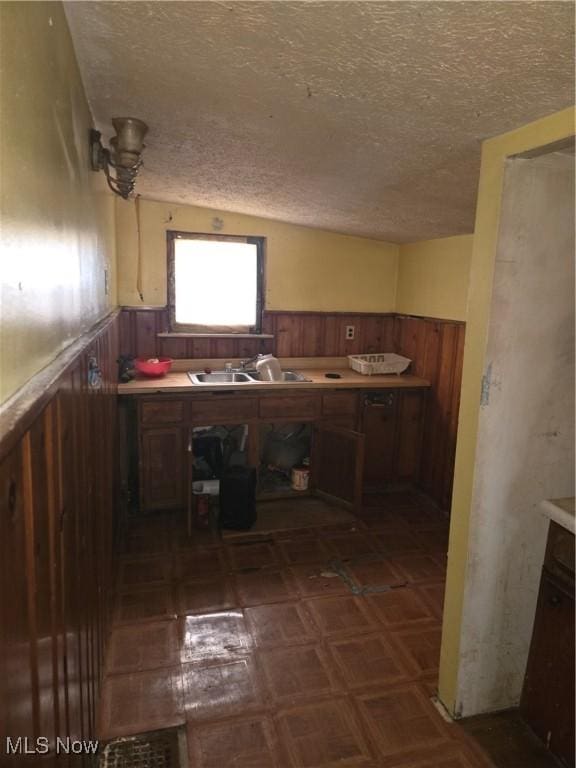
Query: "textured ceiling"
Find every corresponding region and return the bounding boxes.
[64,1,574,242]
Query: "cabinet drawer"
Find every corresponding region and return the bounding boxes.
[259,394,320,420]
[190,397,258,423]
[322,392,358,419]
[141,399,185,425]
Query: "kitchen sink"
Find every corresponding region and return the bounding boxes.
[188,371,253,384]
[245,370,311,382]
[188,369,311,385]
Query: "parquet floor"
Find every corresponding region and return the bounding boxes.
[99,491,494,767]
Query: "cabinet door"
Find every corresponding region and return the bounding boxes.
[313,423,365,512]
[321,392,358,430]
[140,427,185,511]
[395,390,425,481]
[520,570,575,765]
[362,392,398,491]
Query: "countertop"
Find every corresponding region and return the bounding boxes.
[118,368,430,395]
[541,497,575,534]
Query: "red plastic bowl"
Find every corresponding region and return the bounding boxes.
[134,357,173,377]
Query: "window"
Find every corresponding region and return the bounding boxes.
[167,231,264,333]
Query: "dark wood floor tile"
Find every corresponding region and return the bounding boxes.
[98,666,183,739]
[180,610,252,663]
[397,506,442,528]
[245,602,319,648]
[374,529,423,556]
[289,563,349,598]
[236,568,299,606]
[346,558,405,589]
[419,582,446,620]
[324,531,379,561]
[107,619,179,674]
[261,644,341,704]
[176,547,227,581]
[328,633,413,691]
[389,554,446,584]
[117,555,172,588]
[173,520,221,550]
[304,595,378,637]
[182,656,266,722]
[113,585,176,625]
[358,508,408,532]
[276,697,374,767]
[391,627,443,678]
[227,541,280,571]
[367,587,437,630]
[273,527,322,542]
[177,577,238,615]
[389,743,494,767]
[278,536,332,566]
[123,518,172,555]
[411,526,450,554]
[355,683,453,761]
[188,715,281,768]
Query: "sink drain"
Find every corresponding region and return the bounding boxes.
[100,728,187,768]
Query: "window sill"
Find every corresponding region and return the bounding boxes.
[157,332,274,339]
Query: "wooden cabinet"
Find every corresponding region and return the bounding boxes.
[259,393,320,420]
[139,427,186,511]
[321,392,358,429]
[396,390,425,480]
[521,521,574,766]
[362,391,397,489]
[133,387,427,513]
[141,399,185,424]
[314,423,364,511]
[190,396,257,423]
[361,389,425,492]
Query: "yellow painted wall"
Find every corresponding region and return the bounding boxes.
[115,198,399,312]
[438,106,576,714]
[396,235,473,321]
[0,1,116,404]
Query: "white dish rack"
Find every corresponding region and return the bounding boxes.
[348,352,411,376]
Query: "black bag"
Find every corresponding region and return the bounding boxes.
[219,466,257,531]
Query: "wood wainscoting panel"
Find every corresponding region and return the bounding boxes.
[0,312,119,748]
[118,308,396,360]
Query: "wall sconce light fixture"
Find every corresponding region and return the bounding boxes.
[90,117,148,199]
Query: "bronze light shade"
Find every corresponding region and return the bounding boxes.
[90,117,149,199]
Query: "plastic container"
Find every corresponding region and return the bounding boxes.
[348,353,411,376]
[134,357,173,377]
[291,465,310,491]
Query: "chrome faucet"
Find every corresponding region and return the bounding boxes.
[239,354,263,370]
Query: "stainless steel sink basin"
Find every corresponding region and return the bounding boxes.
[246,370,311,382]
[188,369,311,385]
[188,371,253,384]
